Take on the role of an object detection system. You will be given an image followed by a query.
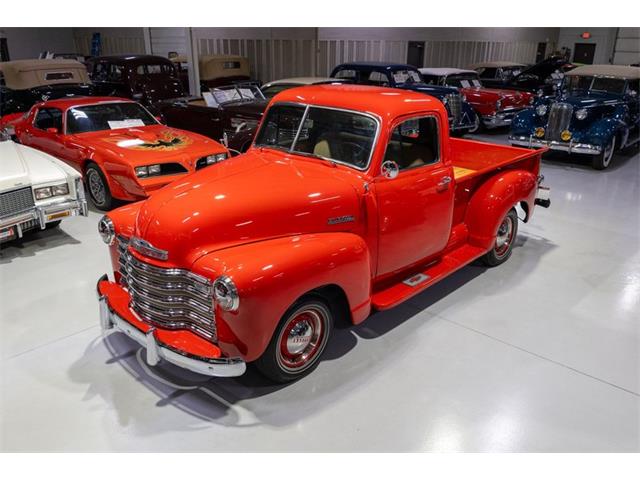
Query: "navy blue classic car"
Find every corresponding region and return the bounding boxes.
[330,62,479,135]
[509,65,640,170]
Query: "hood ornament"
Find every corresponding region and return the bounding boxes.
[130,237,168,261]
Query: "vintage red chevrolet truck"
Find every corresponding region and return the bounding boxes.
[96,84,550,383]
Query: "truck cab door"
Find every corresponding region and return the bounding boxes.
[374,115,454,277]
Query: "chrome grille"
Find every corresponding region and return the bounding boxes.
[0,187,35,218]
[547,103,573,141]
[117,238,216,340]
[445,94,462,125]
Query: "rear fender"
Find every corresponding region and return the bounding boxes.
[464,169,538,250]
[192,232,372,362]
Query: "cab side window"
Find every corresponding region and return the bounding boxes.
[34,108,63,131]
[108,64,124,82]
[93,62,108,81]
[383,116,439,171]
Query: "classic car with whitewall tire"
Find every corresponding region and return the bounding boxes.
[0,135,87,244]
[0,59,95,116]
[509,65,640,170]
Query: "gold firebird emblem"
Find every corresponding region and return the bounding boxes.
[108,130,194,151]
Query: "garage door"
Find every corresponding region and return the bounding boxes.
[613,28,640,65]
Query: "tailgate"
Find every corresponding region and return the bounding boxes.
[450,137,547,182]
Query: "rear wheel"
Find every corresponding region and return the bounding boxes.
[86,163,113,211]
[254,296,333,383]
[592,137,615,170]
[480,208,518,267]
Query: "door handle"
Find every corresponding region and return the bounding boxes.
[437,176,452,190]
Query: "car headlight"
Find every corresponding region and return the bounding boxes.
[135,166,148,177]
[135,165,163,177]
[536,88,544,97]
[495,99,502,111]
[213,276,239,312]
[535,104,548,116]
[575,108,588,120]
[34,183,69,200]
[205,152,227,165]
[98,216,115,246]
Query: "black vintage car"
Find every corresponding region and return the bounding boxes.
[86,54,185,111]
[0,59,94,116]
[156,83,267,154]
[491,55,576,97]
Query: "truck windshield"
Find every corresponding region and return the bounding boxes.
[254,103,378,170]
[566,75,626,94]
[66,102,158,134]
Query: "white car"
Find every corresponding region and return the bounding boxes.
[0,135,87,244]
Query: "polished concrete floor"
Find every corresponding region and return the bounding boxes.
[1,131,639,452]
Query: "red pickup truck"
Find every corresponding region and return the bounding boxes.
[96,84,550,383]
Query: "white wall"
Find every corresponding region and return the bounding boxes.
[0,27,76,60]
[72,28,146,56]
[613,27,640,65]
[557,27,618,64]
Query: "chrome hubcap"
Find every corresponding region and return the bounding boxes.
[494,216,514,259]
[277,307,326,373]
[88,170,105,204]
[603,139,615,167]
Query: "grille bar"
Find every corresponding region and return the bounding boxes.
[547,103,573,141]
[117,238,216,340]
[445,94,462,125]
[0,187,35,219]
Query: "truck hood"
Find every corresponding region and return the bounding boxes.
[131,148,361,265]
[0,140,78,192]
[73,125,222,166]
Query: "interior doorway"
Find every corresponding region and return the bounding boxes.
[573,43,596,64]
[407,41,425,68]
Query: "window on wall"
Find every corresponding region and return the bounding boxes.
[384,116,439,171]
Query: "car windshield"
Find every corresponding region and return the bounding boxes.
[254,103,378,169]
[66,102,158,134]
[205,84,265,105]
[391,69,423,86]
[446,74,482,88]
[566,75,627,94]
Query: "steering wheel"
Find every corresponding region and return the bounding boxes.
[341,141,367,166]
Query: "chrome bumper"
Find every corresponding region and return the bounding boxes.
[509,135,603,155]
[482,111,519,128]
[97,277,246,377]
[0,197,87,239]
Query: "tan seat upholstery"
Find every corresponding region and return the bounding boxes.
[313,139,332,158]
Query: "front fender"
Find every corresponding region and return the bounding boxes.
[192,232,372,362]
[583,116,625,148]
[510,107,538,136]
[465,169,538,250]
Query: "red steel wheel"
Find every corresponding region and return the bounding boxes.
[480,208,519,267]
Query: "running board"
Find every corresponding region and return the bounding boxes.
[371,244,487,310]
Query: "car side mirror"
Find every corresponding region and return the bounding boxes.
[46,127,59,134]
[629,90,638,98]
[381,160,399,179]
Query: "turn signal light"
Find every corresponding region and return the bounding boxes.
[534,127,545,138]
[561,130,572,142]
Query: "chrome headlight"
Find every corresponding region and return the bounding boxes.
[528,96,535,104]
[213,276,239,312]
[575,108,588,120]
[34,183,69,200]
[535,104,548,116]
[495,99,502,111]
[98,216,115,246]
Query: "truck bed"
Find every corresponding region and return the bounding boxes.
[450,137,545,182]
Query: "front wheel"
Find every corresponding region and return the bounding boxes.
[468,115,482,134]
[254,296,333,383]
[86,163,114,211]
[592,137,615,170]
[480,208,519,267]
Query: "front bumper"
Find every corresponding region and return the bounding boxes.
[482,110,520,128]
[0,197,87,241]
[509,135,603,155]
[97,275,246,377]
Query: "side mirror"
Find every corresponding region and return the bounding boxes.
[629,90,638,98]
[381,160,399,179]
[46,127,59,134]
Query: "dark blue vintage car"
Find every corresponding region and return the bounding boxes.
[330,62,479,135]
[509,65,640,169]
